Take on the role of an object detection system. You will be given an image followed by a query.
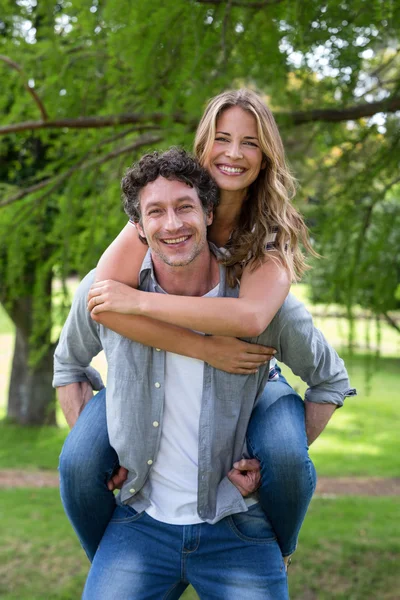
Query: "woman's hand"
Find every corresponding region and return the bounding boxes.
[228,459,261,496]
[203,335,276,374]
[87,280,141,315]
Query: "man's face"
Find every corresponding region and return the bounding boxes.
[136,177,213,267]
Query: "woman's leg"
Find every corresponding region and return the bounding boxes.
[246,372,317,557]
[58,388,119,561]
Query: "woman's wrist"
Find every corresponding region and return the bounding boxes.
[195,334,209,362]
[135,289,150,316]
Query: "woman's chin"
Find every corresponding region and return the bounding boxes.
[218,180,249,194]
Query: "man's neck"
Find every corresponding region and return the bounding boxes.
[152,248,219,297]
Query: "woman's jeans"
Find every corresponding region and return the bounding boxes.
[59,371,316,561]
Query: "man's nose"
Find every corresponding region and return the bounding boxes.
[226,142,243,160]
[164,209,182,231]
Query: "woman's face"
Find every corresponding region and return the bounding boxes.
[204,106,265,195]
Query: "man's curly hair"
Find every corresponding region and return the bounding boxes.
[122,147,219,223]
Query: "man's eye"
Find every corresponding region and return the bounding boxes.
[148,209,161,215]
[180,205,193,210]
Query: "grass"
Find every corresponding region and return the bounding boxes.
[0,421,66,470]
[281,354,400,477]
[288,496,400,600]
[0,490,398,599]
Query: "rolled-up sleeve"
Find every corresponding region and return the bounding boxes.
[53,270,104,390]
[274,295,356,407]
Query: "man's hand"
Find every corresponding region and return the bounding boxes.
[204,336,276,375]
[107,466,129,491]
[227,458,261,496]
[57,382,93,429]
[87,280,140,315]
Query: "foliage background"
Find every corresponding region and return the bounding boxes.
[0,1,400,596]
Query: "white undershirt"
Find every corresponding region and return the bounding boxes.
[145,284,220,525]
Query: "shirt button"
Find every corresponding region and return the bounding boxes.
[152,421,159,427]
[147,459,153,465]
[155,348,161,352]
[154,382,161,388]
[129,488,135,494]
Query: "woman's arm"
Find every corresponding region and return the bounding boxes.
[96,223,147,285]
[95,224,274,372]
[89,255,291,337]
[92,311,274,373]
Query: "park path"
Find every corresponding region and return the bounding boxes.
[0,470,399,496]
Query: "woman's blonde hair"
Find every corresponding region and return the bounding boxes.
[194,88,316,285]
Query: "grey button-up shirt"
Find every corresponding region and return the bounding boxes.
[53,250,355,523]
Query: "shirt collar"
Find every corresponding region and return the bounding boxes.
[138,243,230,297]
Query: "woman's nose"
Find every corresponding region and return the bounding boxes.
[225,142,243,160]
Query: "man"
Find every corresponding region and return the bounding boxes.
[54,149,354,599]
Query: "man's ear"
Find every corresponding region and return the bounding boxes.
[135,220,146,240]
[206,209,214,227]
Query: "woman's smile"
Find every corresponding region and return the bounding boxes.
[206,106,264,195]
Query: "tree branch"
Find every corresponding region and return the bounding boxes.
[0,55,48,121]
[1,96,399,136]
[221,0,232,66]
[383,312,400,334]
[196,0,285,7]
[0,112,188,135]
[0,127,149,206]
[370,48,400,79]
[290,96,400,125]
[0,133,163,209]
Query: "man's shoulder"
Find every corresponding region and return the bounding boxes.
[71,269,97,304]
[275,292,310,322]
[254,292,312,343]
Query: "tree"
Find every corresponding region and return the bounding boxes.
[0,0,399,424]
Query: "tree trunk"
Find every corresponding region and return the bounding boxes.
[5,270,56,426]
[7,327,56,425]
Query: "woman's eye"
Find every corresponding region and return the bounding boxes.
[244,141,258,147]
[215,136,229,142]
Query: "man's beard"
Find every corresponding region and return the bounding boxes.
[152,229,207,268]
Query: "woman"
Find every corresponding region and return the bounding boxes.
[59,89,317,566]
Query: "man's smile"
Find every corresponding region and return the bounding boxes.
[161,235,192,246]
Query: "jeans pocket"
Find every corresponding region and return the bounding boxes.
[227,503,277,544]
[110,504,145,524]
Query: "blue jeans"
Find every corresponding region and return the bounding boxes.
[59,372,316,561]
[82,503,288,599]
